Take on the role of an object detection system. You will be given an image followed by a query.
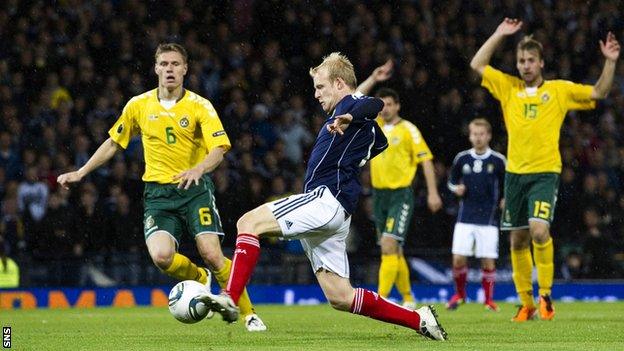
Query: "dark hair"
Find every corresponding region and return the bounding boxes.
[376,88,400,103]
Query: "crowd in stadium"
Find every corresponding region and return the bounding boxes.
[1,0,623,286]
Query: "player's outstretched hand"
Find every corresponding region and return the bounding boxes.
[57,170,84,190]
[327,113,353,135]
[372,59,393,82]
[174,167,203,190]
[600,32,620,61]
[495,18,523,36]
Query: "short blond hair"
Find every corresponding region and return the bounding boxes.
[469,118,492,133]
[516,35,543,60]
[309,52,357,88]
[155,43,188,63]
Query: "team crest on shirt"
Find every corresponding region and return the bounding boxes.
[179,116,190,128]
[462,164,471,174]
[541,92,550,103]
[487,163,494,173]
[391,136,400,145]
[148,114,158,121]
[145,215,155,229]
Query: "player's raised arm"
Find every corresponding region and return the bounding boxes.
[591,31,621,100]
[57,138,122,189]
[356,59,393,95]
[327,97,384,135]
[470,18,523,76]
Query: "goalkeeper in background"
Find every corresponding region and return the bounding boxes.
[357,60,442,309]
[471,18,620,321]
[57,43,266,331]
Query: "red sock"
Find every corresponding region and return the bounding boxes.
[453,265,468,298]
[482,268,496,302]
[351,288,421,331]
[225,234,260,304]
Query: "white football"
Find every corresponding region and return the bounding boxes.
[168,280,211,324]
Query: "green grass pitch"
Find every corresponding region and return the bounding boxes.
[2,302,623,350]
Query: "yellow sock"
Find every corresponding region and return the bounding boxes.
[511,248,535,308]
[395,255,414,303]
[378,254,399,298]
[533,238,554,296]
[214,258,255,318]
[164,253,208,284]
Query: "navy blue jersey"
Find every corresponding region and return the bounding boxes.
[448,148,506,226]
[304,93,388,214]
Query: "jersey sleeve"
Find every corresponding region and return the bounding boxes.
[198,100,231,152]
[346,93,384,123]
[559,81,596,111]
[108,98,139,149]
[408,124,433,165]
[370,122,388,159]
[447,154,463,192]
[481,65,514,102]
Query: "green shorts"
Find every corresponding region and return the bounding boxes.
[372,187,414,245]
[501,172,559,230]
[143,175,223,244]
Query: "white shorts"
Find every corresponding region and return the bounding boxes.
[267,186,351,278]
[451,222,499,259]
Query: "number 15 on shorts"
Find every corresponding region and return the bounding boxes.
[533,201,551,220]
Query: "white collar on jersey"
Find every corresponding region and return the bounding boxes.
[469,148,492,159]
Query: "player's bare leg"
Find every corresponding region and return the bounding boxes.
[200,204,280,324]
[316,269,447,341]
[146,231,209,284]
[195,234,266,331]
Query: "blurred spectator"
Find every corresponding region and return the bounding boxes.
[17,166,49,237]
[582,208,618,278]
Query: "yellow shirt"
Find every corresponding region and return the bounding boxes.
[0,257,19,288]
[108,89,231,184]
[370,118,433,189]
[482,65,595,174]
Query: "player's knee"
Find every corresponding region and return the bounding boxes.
[530,226,550,244]
[453,255,467,268]
[380,237,399,255]
[236,212,258,234]
[151,250,174,270]
[510,232,530,250]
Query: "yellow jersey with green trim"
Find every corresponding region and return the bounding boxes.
[482,65,595,174]
[108,89,231,184]
[370,118,433,189]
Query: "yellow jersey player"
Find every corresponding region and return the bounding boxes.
[471,18,620,322]
[57,43,266,331]
[357,61,442,309]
